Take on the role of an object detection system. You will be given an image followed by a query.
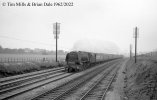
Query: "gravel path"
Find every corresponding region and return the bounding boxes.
[105,59,128,100]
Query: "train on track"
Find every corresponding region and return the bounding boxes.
[65,51,123,72]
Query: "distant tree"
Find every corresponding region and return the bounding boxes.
[4,48,11,53]
[12,49,18,54]
[58,50,66,55]
[0,45,67,55]
[0,45,3,53]
[18,49,25,54]
[41,50,48,55]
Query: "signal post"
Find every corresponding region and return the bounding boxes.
[53,22,60,62]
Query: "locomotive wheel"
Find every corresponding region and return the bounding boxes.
[68,68,73,72]
[67,68,69,73]
[82,64,86,70]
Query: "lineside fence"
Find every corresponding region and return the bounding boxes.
[0,55,65,63]
[0,58,48,63]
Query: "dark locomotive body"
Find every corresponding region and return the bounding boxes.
[65,51,122,72]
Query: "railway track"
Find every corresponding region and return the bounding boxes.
[79,65,118,100]
[0,67,64,91]
[0,67,64,83]
[0,67,73,100]
[31,60,121,100]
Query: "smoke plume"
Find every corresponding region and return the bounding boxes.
[72,39,120,54]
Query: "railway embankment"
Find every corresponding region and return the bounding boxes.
[0,61,65,78]
[123,58,157,100]
[105,57,157,100]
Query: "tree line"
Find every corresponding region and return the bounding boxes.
[0,45,68,55]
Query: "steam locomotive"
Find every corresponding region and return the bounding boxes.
[65,51,122,72]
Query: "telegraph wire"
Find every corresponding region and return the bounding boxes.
[0,35,69,50]
[0,35,53,46]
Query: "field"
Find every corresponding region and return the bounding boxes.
[0,54,66,77]
[0,54,66,63]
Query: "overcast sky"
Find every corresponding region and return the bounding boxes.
[0,0,157,54]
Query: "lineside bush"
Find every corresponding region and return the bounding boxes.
[0,61,66,77]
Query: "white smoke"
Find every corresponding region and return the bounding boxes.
[72,39,120,54]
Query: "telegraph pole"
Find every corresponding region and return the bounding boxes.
[134,27,139,63]
[53,22,60,62]
[56,23,58,62]
[130,44,132,59]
